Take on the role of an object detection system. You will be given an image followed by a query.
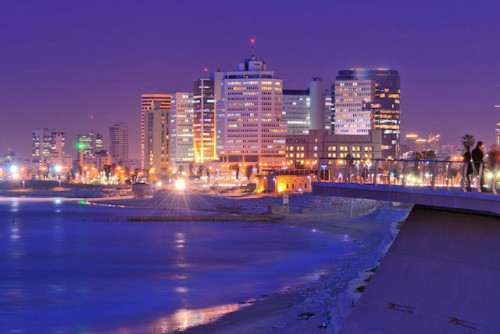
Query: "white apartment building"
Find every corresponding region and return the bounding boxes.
[283,77,333,135]
[170,92,194,164]
[334,80,375,135]
[32,128,65,164]
[282,90,310,135]
[216,56,287,167]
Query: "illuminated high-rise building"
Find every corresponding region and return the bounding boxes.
[141,94,171,168]
[333,69,401,159]
[32,128,65,164]
[216,53,287,167]
[109,122,129,164]
[193,74,220,163]
[283,89,310,135]
[144,101,170,177]
[170,92,194,164]
[283,78,332,135]
[76,132,103,162]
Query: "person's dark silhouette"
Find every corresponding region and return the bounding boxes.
[463,146,473,192]
[472,141,486,192]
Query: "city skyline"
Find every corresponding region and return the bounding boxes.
[0,1,499,159]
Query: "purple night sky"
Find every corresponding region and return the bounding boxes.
[0,1,499,159]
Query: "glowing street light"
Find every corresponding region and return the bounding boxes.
[174,179,186,191]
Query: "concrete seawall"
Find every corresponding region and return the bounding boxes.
[340,205,500,333]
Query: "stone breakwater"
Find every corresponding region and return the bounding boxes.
[153,191,381,216]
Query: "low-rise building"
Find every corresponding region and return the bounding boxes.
[285,129,383,169]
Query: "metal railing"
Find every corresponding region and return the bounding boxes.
[316,158,499,195]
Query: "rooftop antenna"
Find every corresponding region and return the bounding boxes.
[250,38,255,59]
[204,67,208,79]
[90,115,94,133]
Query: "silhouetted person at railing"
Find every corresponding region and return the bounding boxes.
[463,145,473,192]
[472,141,486,192]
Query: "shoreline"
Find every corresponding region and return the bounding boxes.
[173,208,408,334]
[1,193,410,333]
[91,193,411,333]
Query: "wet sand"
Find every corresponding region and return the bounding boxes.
[91,194,410,333]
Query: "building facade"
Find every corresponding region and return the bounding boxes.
[285,129,383,169]
[141,94,171,168]
[109,122,129,164]
[193,78,218,163]
[283,78,332,135]
[75,132,104,171]
[333,69,401,159]
[76,132,103,159]
[282,89,310,135]
[144,101,170,177]
[32,128,65,164]
[170,92,194,164]
[216,56,287,167]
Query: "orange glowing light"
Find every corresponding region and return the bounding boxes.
[250,38,255,43]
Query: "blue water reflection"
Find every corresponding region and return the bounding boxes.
[0,198,344,333]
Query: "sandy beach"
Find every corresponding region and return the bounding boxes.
[91,192,411,333]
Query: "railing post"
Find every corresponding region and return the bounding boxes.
[373,160,379,185]
[333,160,338,182]
[329,160,333,182]
[461,162,467,192]
[492,165,498,195]
[431,161,437,190]
[477,162,484,193]
[345,159,351,184]
[317,159,322,183]
[402,160,407,187]
[446,162,452,191]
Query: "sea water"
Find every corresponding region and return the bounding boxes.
[0,198,345,333]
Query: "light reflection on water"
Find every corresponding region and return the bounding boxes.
[0,198,343,333]
[152,303,241,334]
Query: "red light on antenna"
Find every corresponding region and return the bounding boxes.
[90,115,94,119]
[250,38,255,43]
[204,68,208,72]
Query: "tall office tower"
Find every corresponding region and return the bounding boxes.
[216,55,287,167]
[32,128,65,164]
[141,94,171,168]
[283,78,332,135]
[144,101,170,176]
[109,122,129,164]
[193,77,217,163]
[283,89,310,135]
[76,132,103,163]
[333,69,401,159]
[170,92,194,164]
